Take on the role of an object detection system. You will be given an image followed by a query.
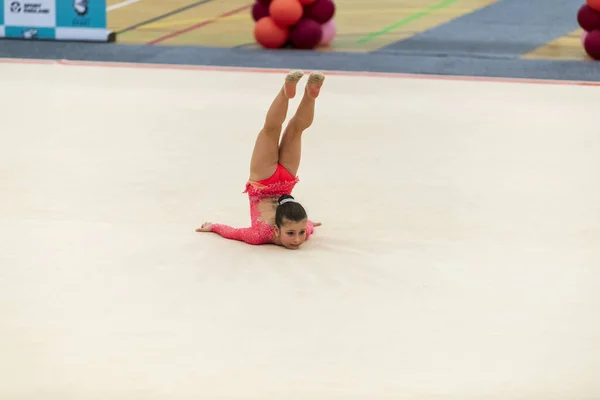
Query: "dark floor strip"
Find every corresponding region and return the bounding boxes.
[0,41,598,82]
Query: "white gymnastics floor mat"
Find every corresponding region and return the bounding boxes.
[0,61,599,400]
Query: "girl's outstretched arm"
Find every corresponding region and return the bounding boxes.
[196,222,266,245]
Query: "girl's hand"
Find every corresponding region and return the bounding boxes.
[312,222,322,227]
[195,222,212,232]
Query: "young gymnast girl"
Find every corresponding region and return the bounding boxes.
[195,70,325,249]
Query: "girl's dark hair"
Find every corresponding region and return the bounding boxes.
[275,194,307,227]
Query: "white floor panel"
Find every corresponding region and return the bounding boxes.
[0,62,598,399]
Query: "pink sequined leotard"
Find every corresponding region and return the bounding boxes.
[210,164,315,245]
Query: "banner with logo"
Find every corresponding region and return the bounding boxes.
[0,0,114,41]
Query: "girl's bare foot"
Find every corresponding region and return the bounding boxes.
[306,71,325,99]
[283,70,305,98]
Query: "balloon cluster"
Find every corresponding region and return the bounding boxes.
[578,0,600,59]
[252,0,336,50]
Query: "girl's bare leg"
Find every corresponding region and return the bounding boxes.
[278,72,325,177]
[249,70,304,181]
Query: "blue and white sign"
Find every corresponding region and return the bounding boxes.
[0,0,113,41]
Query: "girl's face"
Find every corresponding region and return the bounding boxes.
[275,218,308,249]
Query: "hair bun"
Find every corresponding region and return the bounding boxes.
[274,194,307,227]
[278,194,295,205]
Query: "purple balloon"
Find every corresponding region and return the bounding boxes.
[578,4,600,32]
[584,29,600,60]
[304,0,335,24]
[252,1,270,22]
[290,18,323,49]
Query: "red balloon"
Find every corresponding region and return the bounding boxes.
[254,16,289,49]
[269,0,303,27]
[587,0,600,12]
